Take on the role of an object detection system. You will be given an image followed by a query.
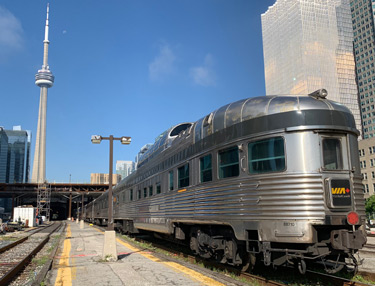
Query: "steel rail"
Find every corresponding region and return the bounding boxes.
[0,222,61,286]
[305,270,374,286]
[0,236,28,255]
[0,223,53,255]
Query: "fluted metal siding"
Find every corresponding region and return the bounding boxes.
[353,175,366,215]
[114,173,327,222]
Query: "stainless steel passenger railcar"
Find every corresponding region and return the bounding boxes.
[85,90,367,273]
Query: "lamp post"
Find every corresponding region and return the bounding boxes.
[91,135,131,261]
[68,174,72,220]
[91,135,131,230]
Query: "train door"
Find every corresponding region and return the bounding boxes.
[319,133,353,210]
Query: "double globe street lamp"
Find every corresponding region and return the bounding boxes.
[91,135,131,230]
[91,135,131,261]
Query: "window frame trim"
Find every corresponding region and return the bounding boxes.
[320,136,346,171]
[247,136,286,175]
[177,163,190,189]
[217,145,240,179]
[199,153,213,183]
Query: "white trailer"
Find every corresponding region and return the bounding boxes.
[13,206,37,227]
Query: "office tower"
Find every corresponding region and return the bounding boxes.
[0,128,9,182]
[262,0,362,135]
[116,160,135,180]
[0,126,31,183]
[31,4,54,183]
[351,0,375,138]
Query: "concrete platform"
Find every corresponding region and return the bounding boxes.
[46,221,375,285]
[359,235,375,275]
[46,221,230,286]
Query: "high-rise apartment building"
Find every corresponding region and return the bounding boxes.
[262,0,362,135]
[116,160,135,180]
[351,0,375,138]
[0,126,31,183]
[358,137,375,198]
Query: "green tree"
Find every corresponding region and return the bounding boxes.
[365,195,375,218]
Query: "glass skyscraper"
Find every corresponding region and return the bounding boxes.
[262,0,362,135]
[351,0,375,138]
[0,129,8,182]
[116,160,135,180]
[0,126,31,183]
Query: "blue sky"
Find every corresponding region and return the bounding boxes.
[0,0,275,183]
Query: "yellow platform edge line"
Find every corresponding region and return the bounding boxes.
[91,225,225,286]
[54,224,73,286]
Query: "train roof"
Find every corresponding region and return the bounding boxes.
[194,92,357,141]
[137,122,193,166]
[133,91,357,173]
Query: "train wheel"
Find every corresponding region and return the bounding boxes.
[323,254,345,274]
[241,253,256,272]
[346,253,358,275]
[298,260,307,274]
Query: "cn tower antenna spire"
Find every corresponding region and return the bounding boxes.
[32,3,55,183]
[43,3,50,69]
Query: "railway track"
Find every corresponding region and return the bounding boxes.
[0,224,53,255]
[0,222,62,286]
[305,270,374,286]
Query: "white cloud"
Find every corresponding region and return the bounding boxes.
[190,54,216,87]
[0,6,23,51]
[149,43,176,82]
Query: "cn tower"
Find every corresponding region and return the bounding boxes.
[31,4,54,183]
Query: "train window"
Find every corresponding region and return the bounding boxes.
[137,190,141,200]
[156,183,161,194]
[200,154,212,182]
[322,138,343,170]
[218,146,239,178]
[194,119,203,142]
[130,189,133,201]
[144,187,147,198]
[248,137,285,174]
[149,186,153,196]
[178,164,190,188]
[169,171,174,191]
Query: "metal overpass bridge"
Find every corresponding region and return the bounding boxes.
[0,183,109,220]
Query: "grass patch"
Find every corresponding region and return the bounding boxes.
[98,254,116,262]
[351,274,375,284]
[0,236,19,241]
[32,256,49,267]
[47,235,61,254]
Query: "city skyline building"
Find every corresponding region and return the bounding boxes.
[261,0,362,135]
[351,0,375,139]
[359,137,375,198]
[0,129,8,183]
[31,4,54,183]
[90,173,121,185]
[0,126,31,183]
[116,160,135,180]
